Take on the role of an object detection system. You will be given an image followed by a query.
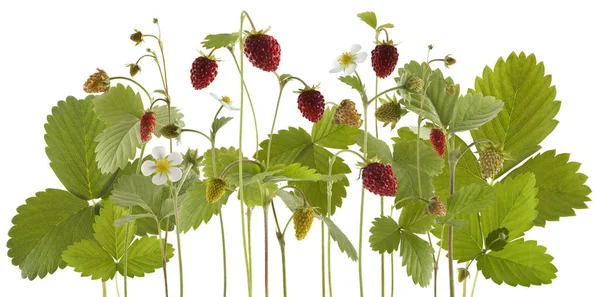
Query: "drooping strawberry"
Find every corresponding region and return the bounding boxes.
[140,111,156,144]
[206,178,227,203]
[244,32,281,72]
[332,99,361,127]
[361,162,398,197]
[297,87,325,123]
[83,68,110,93]
[190,55,218,90]
[430,128,446,157]
[479,148,504,179]
[371,43,399,78]
[426,196,447,216]
[293,207,315,240]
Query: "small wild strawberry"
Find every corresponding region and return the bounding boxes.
[371,43,399,78]
[375,95,406,129]
[140,111,156,144]
[458,268,470,283]
[361,162,398,197]
[430,128,446,157]
[190,55,218,90]
[332,99,361,127]
[297,87,325,123]
[83,68,110,93]
[405,76,424,93]
[479,148,504,179]
[206,178,227,203]
[244,33,281,72]
[293,207,314,240]
[159,123,181,139]
[426,196,447,216]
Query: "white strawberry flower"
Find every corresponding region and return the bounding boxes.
[210,93,240,111]
[329,44,368,75]
[141,146,183,185]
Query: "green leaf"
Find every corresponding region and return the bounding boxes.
[179,182,230,233]
[7,189,95,280]
[356,130,393,164]
[93,200,135,259]
[448,93,503,133]
[201,32,239,50]
[93,84,144,124]
[400,232,434,287]
[378,23,394,29]
[45,96,116,200]
[432,213,483,263]
[485,227,509,252]
[392,139,445,204]
[447,183,495,217]
[202,147,253,179]
[153,104,185,137]
[275,190,304,212]
[357,11,377,29]
[481,173,538,240]
[110,174,171,221]
[264,163,321,183]
[118,236,173,277]
[399,200,435,234]
[242,181,278,207]
[471,52,560,175]
[477,239,557,286]
[369,216,401,254]
[211,116,233,136]
[61,240,116,281]
[507,150,591,226]
[257,127,351,215]
[317,215,358,261]
[339,75,365,94]
[312,107,361,149]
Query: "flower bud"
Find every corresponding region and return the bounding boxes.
[444,55,456,67]
[130,30,143,45]
[127,63,141,77]
[183,149,203,175]
[445,84,456,96]
[458,268,470,283]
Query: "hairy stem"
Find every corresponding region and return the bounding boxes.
[264,205,269,297]
[157,221,169,297]
[219,212,228,297]
[322,221,326,297]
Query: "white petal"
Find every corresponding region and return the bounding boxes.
[151,146,167,159]
[228,105,240,111]
[168,167,183,182]
[329,64,344,73]
[344,63,357,76]
[354,52,367,63]
[167,152,183,165]
[210,93,221,101]
[141,160,156,176]
[332,57,342,67]
[350,44,362,54]
[219,100,232,110]
[152,173,168,185]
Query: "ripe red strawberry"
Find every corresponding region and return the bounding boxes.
[361,162,398,197]
[190,56,218,90]
[430,128,446,157]
[244,33,281,72]
[140,111,156,143]
[371,43,399,78]
[297,88,325,123]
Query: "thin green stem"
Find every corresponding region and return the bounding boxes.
[390,253,394,297]
[220,159,265,179]
[462,276,467,297]
[326,157,334,297]
[116,274,121,297]
[264,205,269,297]
[241,11,257,32]
[271,202,288,297]
[173,166,192,297]
[219,212,228,297]
[470,271,479,297]
[358,103,368,297]
[238,12,252,297]
[375,75,384,297]
[448,159,457,297]
[229,49,260,153]
[109,76,153,105]
[434,225,446,297]
[157,221,169,297]
[321,221,326,297]
[248,208,254,289]
[333,149,367,163]
[102,281,107,297]
[267,83,285,169]
[181,129,212,144]
[366,86,404,105]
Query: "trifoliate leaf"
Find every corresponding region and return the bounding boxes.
[201,32,239,50]
[507,150,591,226]
[256,127,351,216]
[399,200,435,234]
[93,84,144,124]
[178,182,230,233]
[7,189,95,280]
[392,139,445,206]
[448,93,503,133]
[481,173,538,240]
[400,232,434,287]
[316,214,358,261]
[357,11,377,29]
[485,227,509,252]
[356,130,393,164]
[477,239,557,286]
[117,236,173,277]
[153,104,185,137]
[92,200,135,259]
[110,174,173,222]
[471,52,560,176]
[447,183,495,218]
[61,239,116,281]
[339,75,365,94]
[312,107,361,149]
[45,96,117,200]
[369,216,401,254]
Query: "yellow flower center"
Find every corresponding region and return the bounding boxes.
[339,52,353,66]
[155,159,170,174]
[222,96,232,105]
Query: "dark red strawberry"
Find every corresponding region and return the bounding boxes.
[244,33,281,72]
[430,128,446,157]
[361,162,398,196]
[371,43,399,78]
[190,56,218,90]
[297,88,325,123]
[140,111,156,143]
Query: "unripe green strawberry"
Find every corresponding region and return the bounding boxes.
[333,99,361,127]
[445,84,456,95]
[458,268,469,283]
[293,207,314,240]
[206,178,227,203]
[405,76,424,93]
[375,102,401,125]
[159,123,181,139]
[479,148,504,179]
[426,196,447,216]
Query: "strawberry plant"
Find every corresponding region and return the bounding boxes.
[5,10,592,297]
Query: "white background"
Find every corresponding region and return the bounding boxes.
[1,0,598,296]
